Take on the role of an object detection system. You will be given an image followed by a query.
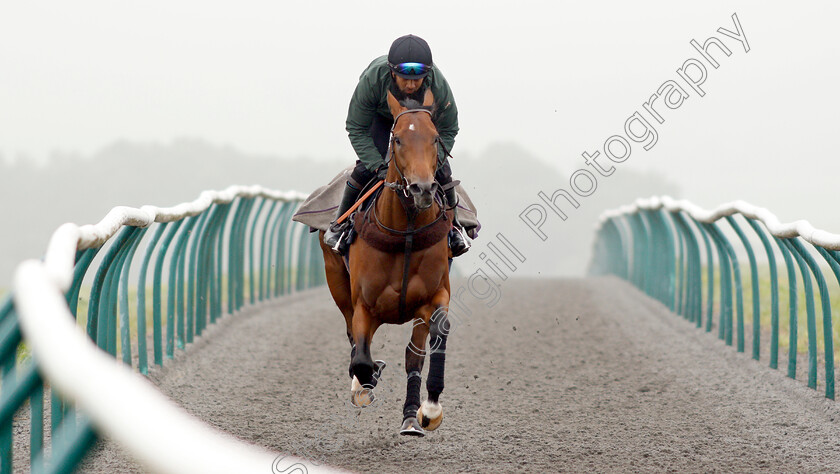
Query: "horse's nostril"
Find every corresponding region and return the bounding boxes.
[408,182,434,196]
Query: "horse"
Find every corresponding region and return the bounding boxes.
[319,88,452,436]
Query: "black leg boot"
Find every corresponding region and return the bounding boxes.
[324,182,362,252]
[444,187,470,257]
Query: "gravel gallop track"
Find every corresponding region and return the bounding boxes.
[82,277,840,472]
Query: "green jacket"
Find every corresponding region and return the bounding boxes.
[346,55,459,172]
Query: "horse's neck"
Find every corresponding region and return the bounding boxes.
[377,167,439,231]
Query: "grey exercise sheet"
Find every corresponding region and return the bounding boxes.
[292,165,479,233]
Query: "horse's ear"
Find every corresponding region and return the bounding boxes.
[386,91,404,119]
[422,88,435,108]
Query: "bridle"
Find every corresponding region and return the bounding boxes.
[375,108,451,235]
[371,107,454,321]
[382,108,451,198]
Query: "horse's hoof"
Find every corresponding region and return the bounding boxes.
[399,417,425,437]
[350,388,375,407]
[417,400,443,431]
[350,376,375,408]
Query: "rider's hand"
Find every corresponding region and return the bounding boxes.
[376,165,388,181]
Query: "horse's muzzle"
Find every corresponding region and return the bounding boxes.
[408,181,438,210]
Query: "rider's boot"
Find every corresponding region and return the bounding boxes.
[444,187,470,257]
[324,182,361,252]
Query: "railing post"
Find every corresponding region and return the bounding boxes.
[186,211,212,344]
[249,198,268,305]
[137,223,168,374]
[745,219,780,369]
[780,238,818,389]
[119,227,148,366]
[788,238,832,396]
[704,223,733,344]
[773,236,799,380]
[153,220,183,366]
[725,216,760,359]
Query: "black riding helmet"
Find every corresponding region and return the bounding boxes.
[388,34,433,79]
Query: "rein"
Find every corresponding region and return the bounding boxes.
[371,190,448,236]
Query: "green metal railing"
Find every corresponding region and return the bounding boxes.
[589,197,840,400]
[1,187,324,473]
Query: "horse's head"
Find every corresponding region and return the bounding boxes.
[386,89,440,211]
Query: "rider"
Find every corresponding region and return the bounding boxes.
[323,34,471,256]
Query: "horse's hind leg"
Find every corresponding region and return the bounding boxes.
[399,319,429,436]
[319,233,352,314]
[319,234,357,377]
[348,345,385,387]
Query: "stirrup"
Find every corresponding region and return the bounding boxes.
[324,220,350,253]
[331,231,346,253]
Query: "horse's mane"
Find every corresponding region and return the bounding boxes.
[389,78,436,114]
[399,98,435,113]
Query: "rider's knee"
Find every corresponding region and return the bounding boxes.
[350,160,377,188]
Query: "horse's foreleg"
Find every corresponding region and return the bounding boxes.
[399,317,428,436]
[404,319,429,418]
[418,304,449,431]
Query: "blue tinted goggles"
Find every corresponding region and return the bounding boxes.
[389,62,432,77]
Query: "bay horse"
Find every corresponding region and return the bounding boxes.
[319,89,452,436]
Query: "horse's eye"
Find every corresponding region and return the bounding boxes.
[394,137,401,146]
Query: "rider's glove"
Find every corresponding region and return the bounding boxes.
[376,164,388,181]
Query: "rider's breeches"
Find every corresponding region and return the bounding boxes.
[349,161,377,190]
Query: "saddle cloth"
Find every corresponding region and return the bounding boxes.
[292,165,480,233]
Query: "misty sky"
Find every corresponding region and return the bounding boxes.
[2,1,840,230]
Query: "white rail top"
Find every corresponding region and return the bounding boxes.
[598,196,840,251]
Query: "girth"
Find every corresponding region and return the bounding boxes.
[353,205,452,254]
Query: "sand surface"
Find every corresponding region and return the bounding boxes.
[77,277,840,472]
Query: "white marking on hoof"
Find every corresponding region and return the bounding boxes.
[351,375,362,392]
[417,400,443,431]
[420,400,441,420]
